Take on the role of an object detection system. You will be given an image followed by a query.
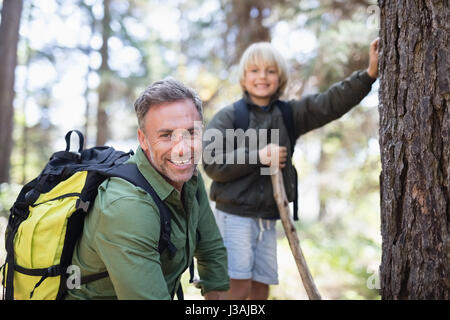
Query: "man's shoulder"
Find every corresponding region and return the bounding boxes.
[84,176,162,254]
[95,176,159,213]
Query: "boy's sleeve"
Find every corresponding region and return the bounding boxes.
[202,105,262,183]
[193,174,230,295]
[291,70,376,137]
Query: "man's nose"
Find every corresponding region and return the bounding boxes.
[172,136,191,158]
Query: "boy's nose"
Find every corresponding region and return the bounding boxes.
[258,71,267,78]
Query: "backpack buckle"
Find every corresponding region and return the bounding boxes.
[47,265,63,277]
[76,199,90,212]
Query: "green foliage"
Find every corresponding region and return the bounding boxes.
[269,193,381,300]
[298,218,380,300]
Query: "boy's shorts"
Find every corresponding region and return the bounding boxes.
[214,208,279,285]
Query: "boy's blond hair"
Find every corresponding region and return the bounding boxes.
[238,42,289,96]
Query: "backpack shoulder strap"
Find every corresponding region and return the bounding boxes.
[276,100,296,155]
[77,163,178,295]
[100,163,177,257]
[276,101,299,221]
[233,98,250,131]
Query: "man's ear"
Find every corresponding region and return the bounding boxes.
[138,128,147,152]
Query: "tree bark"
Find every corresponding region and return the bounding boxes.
[378,0,449,299]
[224,0,271,66]
[0,0,23,183]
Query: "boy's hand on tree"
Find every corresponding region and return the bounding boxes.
[367,38,379,79]
[259,144,287,168]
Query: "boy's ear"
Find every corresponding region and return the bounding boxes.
[240,81,247,92]
[240,71,247,90]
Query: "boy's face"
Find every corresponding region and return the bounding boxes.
[243,64,280,106]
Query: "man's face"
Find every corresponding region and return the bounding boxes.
[138,99,202,191]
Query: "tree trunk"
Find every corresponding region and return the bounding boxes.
[225,0,271,66]
[95,0,111,146]
[378,0,449,299]
[0,0,23,183]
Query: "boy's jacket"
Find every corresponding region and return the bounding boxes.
[203,70,376,219]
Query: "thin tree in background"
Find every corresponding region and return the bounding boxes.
[226,0,271,65]
[378,0,449,299]
[0,0,23,183]
[96,0,111,146]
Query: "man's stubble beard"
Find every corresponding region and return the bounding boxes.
[145,140,197,187]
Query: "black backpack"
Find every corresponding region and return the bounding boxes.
[233,98,299,221]
[2,130,191,300]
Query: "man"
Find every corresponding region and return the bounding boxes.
[66,78,229,300]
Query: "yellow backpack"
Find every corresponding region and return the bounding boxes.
[1,130,176,300]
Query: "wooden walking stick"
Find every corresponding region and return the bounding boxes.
[271,169,321,300]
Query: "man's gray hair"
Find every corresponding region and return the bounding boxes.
[134,77,203,131]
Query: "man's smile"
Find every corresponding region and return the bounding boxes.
[167,157,194,169]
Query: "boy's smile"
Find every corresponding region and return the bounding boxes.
[243,64,280,106]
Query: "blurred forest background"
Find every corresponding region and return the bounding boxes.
[0,0,381,299]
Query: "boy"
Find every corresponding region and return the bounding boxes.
[203,39,379,299]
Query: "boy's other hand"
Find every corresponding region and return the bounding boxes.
[367,38,379,79]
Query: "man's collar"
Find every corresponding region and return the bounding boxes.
[134,146,175,200]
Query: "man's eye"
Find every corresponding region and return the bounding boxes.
[160,133,171,138]
[191,130,201,138]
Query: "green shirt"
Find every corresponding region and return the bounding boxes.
[66,146,229,299]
